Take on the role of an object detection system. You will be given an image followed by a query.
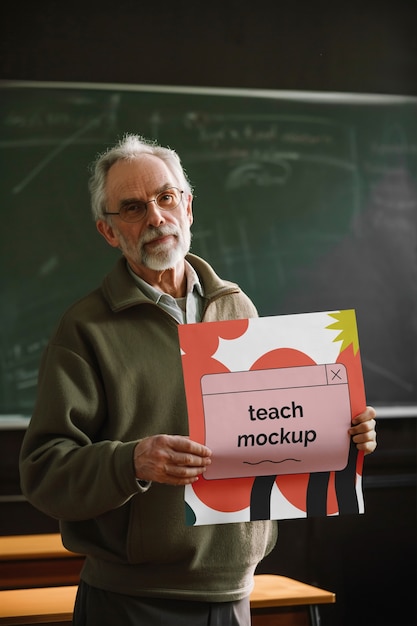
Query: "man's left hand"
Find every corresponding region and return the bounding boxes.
[349,406,377,455]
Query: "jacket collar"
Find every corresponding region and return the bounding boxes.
[101,254,239,313]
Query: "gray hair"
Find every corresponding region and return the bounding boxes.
[88,133,194,221]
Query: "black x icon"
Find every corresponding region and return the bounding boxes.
[331,368,342,380]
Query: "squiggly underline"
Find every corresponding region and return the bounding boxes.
[243,459,301,465]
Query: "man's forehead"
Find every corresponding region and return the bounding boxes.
[106,155,174,196]
[108,154,169,178]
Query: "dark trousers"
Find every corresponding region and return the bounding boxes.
[72,580,251,626]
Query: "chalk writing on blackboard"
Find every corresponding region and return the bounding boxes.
[0,82,416,414]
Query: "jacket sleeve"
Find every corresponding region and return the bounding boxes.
[19,343,141,521]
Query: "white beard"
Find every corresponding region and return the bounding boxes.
[118,220,191,271]
[142,227,191,270]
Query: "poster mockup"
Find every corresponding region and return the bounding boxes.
[178,310,367,525]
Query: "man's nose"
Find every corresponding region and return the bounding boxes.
[145,199,166,226]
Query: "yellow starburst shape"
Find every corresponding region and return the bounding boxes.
[326,310,360,355]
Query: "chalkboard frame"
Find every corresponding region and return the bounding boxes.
[1,80,416,420]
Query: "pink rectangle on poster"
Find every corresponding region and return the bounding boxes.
[201,364,351,480]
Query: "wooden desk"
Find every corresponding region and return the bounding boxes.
[251,574,335,626]
[0,534,84,590]
[0,574,335,626]
[0,585,76,625]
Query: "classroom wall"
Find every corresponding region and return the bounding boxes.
[1,2,416,626]
[1,0,417,95]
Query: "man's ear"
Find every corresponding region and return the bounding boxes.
[185,194,193,226]
[96,219,120,248]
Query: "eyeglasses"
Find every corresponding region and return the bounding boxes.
[104,187,184,223]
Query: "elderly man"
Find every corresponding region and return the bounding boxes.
[20,134,377,626]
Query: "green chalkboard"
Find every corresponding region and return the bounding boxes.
[1,81,416,414]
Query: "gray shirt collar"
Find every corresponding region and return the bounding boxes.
[127,260,204,323]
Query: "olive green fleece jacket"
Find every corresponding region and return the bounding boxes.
[20,253,277,602]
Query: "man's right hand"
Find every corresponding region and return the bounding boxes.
[133,434,212,486]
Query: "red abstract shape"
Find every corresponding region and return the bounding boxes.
[337,343,366,479]
[179,319,252,511]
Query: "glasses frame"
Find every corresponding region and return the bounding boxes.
[103,187,184,223]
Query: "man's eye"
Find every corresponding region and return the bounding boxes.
[159,192,175,206]
[124,204,144,214]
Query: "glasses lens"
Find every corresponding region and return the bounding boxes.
[117,188,182,222]
[156,188,182,210]
[120,203,147,222]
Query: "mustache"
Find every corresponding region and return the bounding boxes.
[141,225,179,244]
